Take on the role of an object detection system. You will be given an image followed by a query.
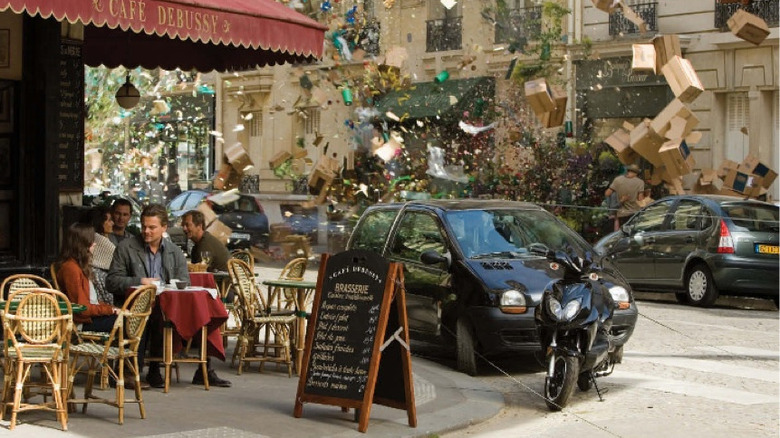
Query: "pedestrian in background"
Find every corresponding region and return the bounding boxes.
[604,164,645,230]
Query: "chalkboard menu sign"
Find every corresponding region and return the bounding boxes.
[294,250,416,433]
[57,39,84,191]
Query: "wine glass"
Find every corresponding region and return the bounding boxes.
[200,251,212,267]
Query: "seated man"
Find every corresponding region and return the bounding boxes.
[182,210,230,272]
[107,204,230,388]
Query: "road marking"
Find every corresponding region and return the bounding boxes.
[626,351,779,383]
[610,371,777,405]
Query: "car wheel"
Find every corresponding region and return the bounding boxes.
[456,318,478,376]
[686,264,718,307]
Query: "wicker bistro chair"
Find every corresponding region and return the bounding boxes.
[67,285,155,425]
[1,274,54,300]
[230,249,255,272]
[50,264,61,291]
[0,288,73,431]
[227,259,296,376]
[277,257,308,311]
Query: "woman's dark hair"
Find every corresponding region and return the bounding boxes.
[82,205,111,235]
[56,222,96,279]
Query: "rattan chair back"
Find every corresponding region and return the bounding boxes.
[1,274,53,300]
[230,249,255,272]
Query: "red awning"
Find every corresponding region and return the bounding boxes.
[1,0,327,70]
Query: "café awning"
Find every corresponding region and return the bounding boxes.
[376,77,495,123]
[0,0,328,70]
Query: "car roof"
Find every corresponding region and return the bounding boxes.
[658,194,776,207]
[369,199,545,211]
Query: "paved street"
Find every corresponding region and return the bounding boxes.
[441,294,779,438]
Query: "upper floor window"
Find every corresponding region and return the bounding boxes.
[609,1,658,36]
[426,0,462,52]
[495,1,543,44]
[715,0,778,30]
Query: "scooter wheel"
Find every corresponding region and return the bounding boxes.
[544,355,578,411]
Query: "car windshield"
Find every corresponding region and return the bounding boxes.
[722,204,780,232]
[445,209,590,259]
[213,196,258,214]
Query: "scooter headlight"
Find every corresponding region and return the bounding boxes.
[562,300,581,320]
[546,297,562,319]
[609,285,631,310]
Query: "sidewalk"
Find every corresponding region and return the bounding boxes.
[1,262,503,437]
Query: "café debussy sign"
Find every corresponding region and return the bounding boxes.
[92,0,231,38]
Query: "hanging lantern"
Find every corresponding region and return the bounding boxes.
[115,75,140,109]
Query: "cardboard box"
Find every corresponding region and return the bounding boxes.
[524,78,556,115]
[591,0,618,13]
[723,168,751,193]
[206,219,232,245]
[269,151,292,169]
[661,56,704,103]
[650,98,699,140]
[659,140,695,179]
[540,86,567,128]
[604,127,639,165]
[213,163,241,191]
[717,159,739,178]
[737,154,778,188]
[269,222,292,243]
[727,9,770,46]
[196,202,219,228]
[652,34,682,72]
[307,157,338,195]
[685,131,703,145]
[292,147,308,159]
[629,119,665,166]
[649,166,670,186]
[224,142,254,173]
[632,44,657,73]
[665,177,685,195]
[699,169,724,191]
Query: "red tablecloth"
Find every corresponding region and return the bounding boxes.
[189,272,217,289]
[157,290,228,361]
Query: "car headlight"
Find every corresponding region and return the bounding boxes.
[609,285,631,309]
[500,290,527,314]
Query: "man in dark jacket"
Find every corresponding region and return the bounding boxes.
[182,210,230,272]
[107,203,190,388]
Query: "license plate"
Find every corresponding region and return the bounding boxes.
[755,244,779,254]
[230,232,251,240]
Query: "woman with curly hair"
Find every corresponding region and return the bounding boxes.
[56,222,119,332]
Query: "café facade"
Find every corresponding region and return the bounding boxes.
[0,0,326,277]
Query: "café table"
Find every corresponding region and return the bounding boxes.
[260,279,316,375]
[154,286,228,393]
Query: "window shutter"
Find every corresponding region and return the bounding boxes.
[725,92,749,163]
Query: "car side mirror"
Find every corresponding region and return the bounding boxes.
[420,249,451,267]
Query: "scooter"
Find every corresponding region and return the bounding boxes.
[531,239,631,411]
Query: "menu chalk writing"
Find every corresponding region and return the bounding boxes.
[304,251,387,400]
[57,39,84,191]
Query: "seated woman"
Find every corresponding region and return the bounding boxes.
[55,222,119,332]
[83,206,116,305]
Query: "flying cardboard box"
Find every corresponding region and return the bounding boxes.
[661,56,704,103]
[659,140,695,179]
[307,156,338,195]
[723,168,752,194]
[685,131,703,145]
[591,0,618,12]
[524,78,556,115]
[213,163,241,190]
[699,169,724,190]
[652,34,682,72]
[631,44,656,73]
[665,177,685,195]
[717,159,739,178]
[727,9,770,46]
[269,150,292,169]
[650,98,699,140]
[540,86,567,128]
[604,127,638,165]
[629,119,665,167]
[196,202,219,228]
[206,219,232,245]
[737,154,778,188]
[224,142,254,174]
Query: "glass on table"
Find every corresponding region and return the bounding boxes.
[200,251,212,267]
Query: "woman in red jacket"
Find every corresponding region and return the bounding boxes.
[56,222,119,332]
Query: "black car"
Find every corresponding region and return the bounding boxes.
[594,195,779,307]
[346,200,638,375]
[167,190,270,250]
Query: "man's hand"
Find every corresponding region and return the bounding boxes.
[140,277,159,285]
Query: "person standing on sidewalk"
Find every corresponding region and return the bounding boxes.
[604,164,645,230]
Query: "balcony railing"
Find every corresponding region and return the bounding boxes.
[715,0,778,30]
[426,17,462,52]
[495,6,543,44]
[609,1,658,36]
